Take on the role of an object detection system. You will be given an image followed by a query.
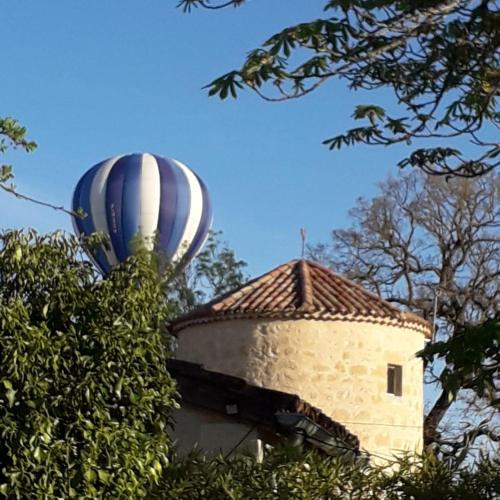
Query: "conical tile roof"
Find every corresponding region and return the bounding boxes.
[171,259,431,336]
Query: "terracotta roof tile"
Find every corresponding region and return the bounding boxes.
[171,259,431,337]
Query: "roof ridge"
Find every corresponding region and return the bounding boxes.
[304,259,401,317]
[170,258,431,337]
[298,260,314,311]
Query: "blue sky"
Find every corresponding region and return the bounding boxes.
[3,0,415,276]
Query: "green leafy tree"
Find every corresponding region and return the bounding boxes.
[419,315,499,461]
[0,118,77,214]
[166,230,248,313]
[154,446,500,499]
[0,118,34,200]
[422,317,499,409]
[182,0,499,177]
[308,172,499,458]
[0,230,177,498]
[0,118,35,168]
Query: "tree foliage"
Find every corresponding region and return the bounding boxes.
[0,117,78,214]
[0,230,177,498]
[422,316,499,409]
[164,230,248,314]
[0,118,35,200]
[183,0,500,177]
[154,446,500,499]
[308,172,499,456]
[190,230,248,300]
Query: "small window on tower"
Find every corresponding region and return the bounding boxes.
[387,364,403,396]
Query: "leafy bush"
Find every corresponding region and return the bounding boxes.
[0,230,177,498]
[156,447,500,499]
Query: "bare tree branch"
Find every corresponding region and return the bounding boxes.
[308,171,499,456]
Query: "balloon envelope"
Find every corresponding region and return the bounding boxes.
[71,153,212,274]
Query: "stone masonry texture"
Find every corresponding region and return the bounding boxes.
[176,318,425,459]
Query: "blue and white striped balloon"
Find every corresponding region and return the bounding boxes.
[71,153,212,274]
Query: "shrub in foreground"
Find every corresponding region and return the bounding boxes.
[0,230,177,498]
[156,447,500,499]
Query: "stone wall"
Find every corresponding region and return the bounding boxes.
[176,318,425,459]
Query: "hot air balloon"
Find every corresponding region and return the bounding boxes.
[71,153,212,274]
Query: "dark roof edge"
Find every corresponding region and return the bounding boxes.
[167,358,359,451]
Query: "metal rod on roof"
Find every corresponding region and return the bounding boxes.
[300,227,307,259]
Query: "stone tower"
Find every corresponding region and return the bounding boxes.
[171,260,431,459]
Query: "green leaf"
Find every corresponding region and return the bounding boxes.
[6,389,16,407]
[2,379,13,390]
[97,470,111,484]
[14,246,22,261]
[115,377,123,399]
[85,469,97,483]
[353,105,386,125]
[153,459,162,475]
